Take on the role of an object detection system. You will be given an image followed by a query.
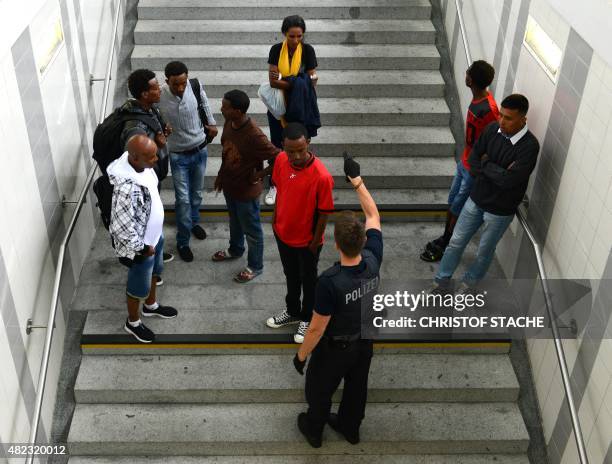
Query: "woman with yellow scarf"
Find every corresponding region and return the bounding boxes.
[264,15,318,205]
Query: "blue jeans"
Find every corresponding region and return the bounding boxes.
[170,147,207,248]
[435,198,513,286]
[127,236,164,299]
[224,192,264,272]
[447,161,474,216]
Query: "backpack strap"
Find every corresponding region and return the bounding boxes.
[119,112,162,133]
[190,78,209,127]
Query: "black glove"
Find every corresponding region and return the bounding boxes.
[293,354,306,375]
[343,151,360,182]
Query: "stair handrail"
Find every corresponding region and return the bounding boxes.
[25,1,123,461]
[452,1,588,462]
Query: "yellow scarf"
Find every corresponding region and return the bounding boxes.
[278,40,302,78]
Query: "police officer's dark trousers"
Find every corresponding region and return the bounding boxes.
[305,338,373,437]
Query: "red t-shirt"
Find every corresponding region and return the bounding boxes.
[462,92,500,169]
[272,151,334,247]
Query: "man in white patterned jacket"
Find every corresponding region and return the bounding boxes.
[107,134,178,343]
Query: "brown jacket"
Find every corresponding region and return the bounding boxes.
[217,118,280,201]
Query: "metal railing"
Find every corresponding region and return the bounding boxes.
[25,1,123,461]
[452,1,588,462]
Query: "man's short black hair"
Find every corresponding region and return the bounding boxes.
[501,94,529,115]
[164,61,188,78]
[128,69,156,99]
[223,89,250,113]
[467,60,495,89]
[282,122,309,141]
[281,15,306,34]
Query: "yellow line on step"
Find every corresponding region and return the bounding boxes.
[81,342,510,350]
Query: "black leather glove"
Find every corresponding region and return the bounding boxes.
[293,354,306,375]
[343,151,360,181]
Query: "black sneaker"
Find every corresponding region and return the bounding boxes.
[163,252,174,263]
[427,236,447,252]
[142,304,178,319]
[124,319,155,343]
[266,310,300,328]
[191,225,207,240]
[178,246,194,262]
[328,413,359,444]
[297,413,322,448]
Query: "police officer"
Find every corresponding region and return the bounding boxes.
[293,153,382,448]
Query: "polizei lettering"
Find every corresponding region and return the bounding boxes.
[345,276,380,304]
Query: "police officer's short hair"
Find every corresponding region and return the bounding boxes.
[334,211,366,258]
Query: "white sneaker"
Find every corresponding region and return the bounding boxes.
[294,321,309,344]
[266,310,300,328]
[264,186,277,205]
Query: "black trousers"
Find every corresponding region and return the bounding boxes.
[267,110,283,149]
[275,234,321,322]
[305,339,374,437]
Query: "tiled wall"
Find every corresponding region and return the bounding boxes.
[442,0,612,462]
[0,0,125,446]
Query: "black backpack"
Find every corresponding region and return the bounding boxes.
[93,107,161,173]
[91,107,161,230]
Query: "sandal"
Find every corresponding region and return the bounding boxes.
[212,249,239,262]
[234,267,262,283]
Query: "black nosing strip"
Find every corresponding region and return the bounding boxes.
[81,334,511,345]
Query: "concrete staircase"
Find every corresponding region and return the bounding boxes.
[63,0,532,461]
[130,0,457,214]
[66,224,530,461]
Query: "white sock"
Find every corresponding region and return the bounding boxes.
[144,302,159,310]
[128,319,142,327]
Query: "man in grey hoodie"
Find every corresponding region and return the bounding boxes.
[107,134,178,343]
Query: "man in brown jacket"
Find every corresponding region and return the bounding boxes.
[212,90,280,282]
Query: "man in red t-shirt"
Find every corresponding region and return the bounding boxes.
[265,123,334,343]
[420,60,500,262]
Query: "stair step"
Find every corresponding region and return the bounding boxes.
[205,98,450,126]
[172,125,456,157]
[131,44,441,70]
[160,156,456,189]
[134,19,436,45]
[137,0,432,20]
[69,456,530,464]
[67,402,529,455]
[152,70,446,98]
[159,188,450,212]
[81,309,510,355]
[77,222,506,304]
[74,353,518,403]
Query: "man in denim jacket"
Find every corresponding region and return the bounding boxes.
[108,135,178,343]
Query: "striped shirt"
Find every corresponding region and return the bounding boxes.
[158,80,217,152]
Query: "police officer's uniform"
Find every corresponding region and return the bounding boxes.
[304,228,383,438]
